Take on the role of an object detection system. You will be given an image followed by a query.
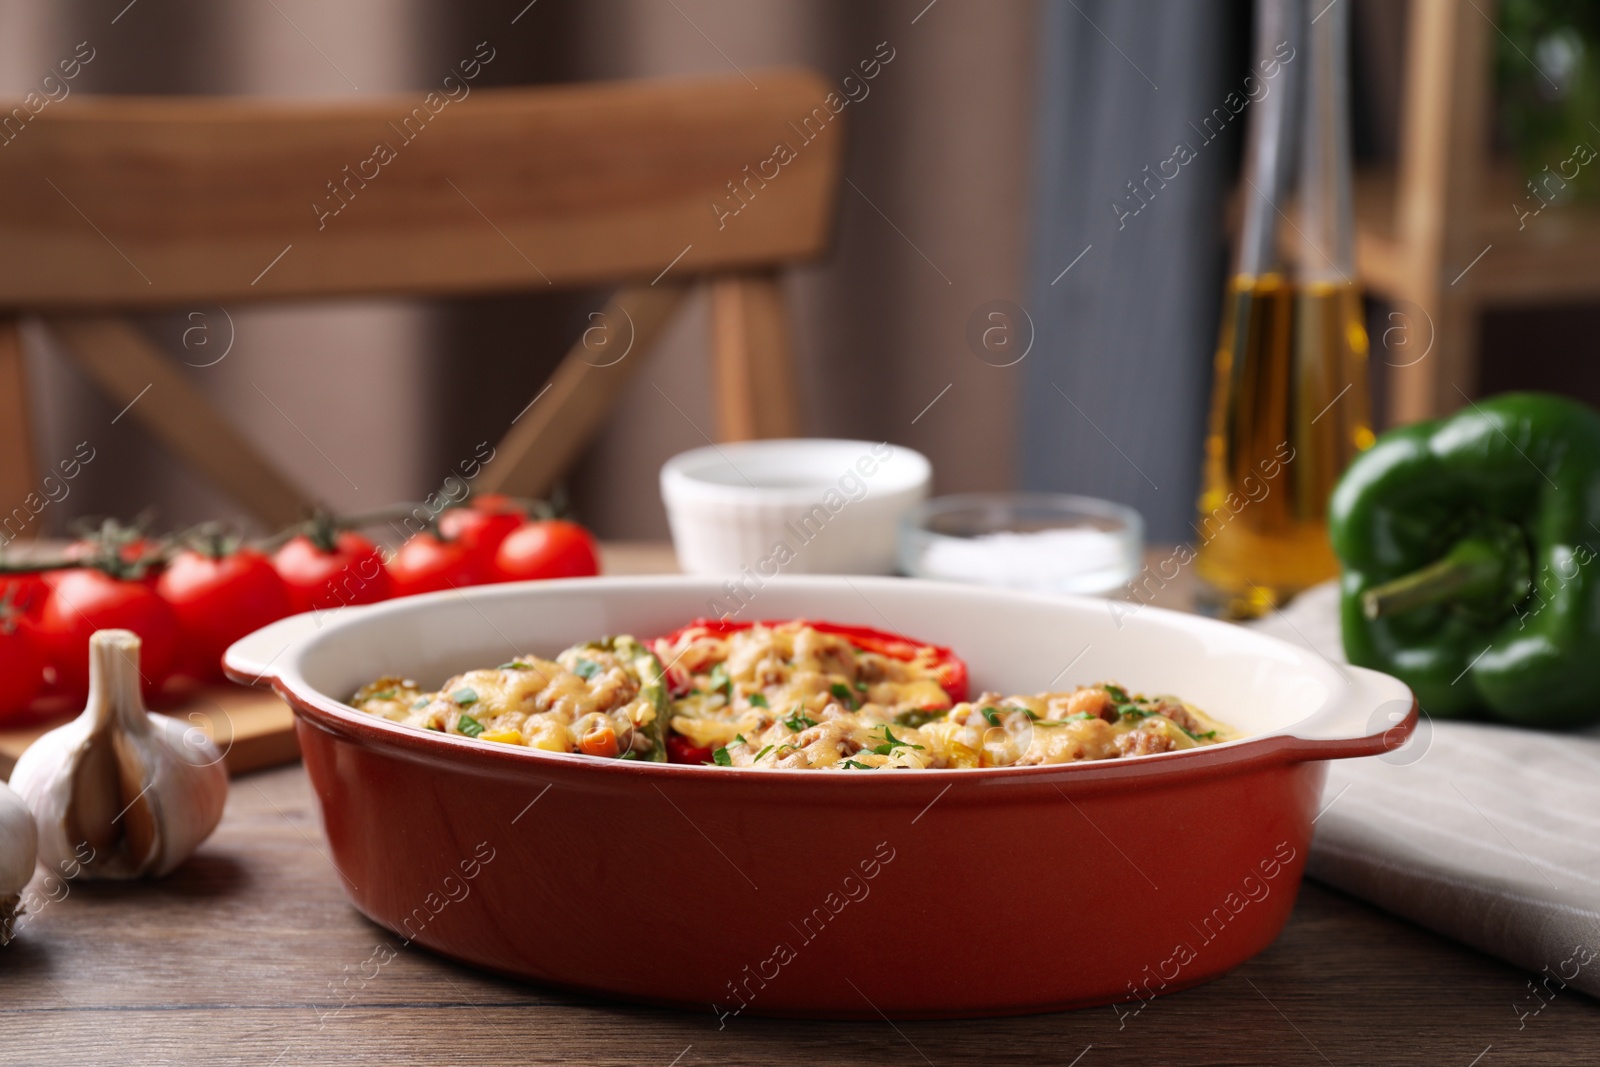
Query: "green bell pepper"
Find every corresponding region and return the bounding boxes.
[581,636,671,760]
[1329,392,1600,728]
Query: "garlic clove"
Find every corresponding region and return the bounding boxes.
[10,629,228,880]
[0,781,38,943]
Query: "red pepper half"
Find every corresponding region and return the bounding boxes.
[665,734,715,766]
[654,618,969,705]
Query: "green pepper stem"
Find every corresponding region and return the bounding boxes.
[1361,536,1514,619]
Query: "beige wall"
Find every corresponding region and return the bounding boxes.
[568,0,1038,539]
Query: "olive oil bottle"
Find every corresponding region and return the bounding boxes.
[1193,0,1373,619]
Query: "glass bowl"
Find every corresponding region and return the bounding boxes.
[898,492,1143,596]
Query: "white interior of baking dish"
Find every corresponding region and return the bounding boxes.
[238,576,1366,745]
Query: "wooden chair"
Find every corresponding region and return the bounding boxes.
[0,69,842,528]
[1354,0,1600,423]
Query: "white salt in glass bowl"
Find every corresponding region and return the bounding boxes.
[899,492,1144,596]
[660,439,932,576]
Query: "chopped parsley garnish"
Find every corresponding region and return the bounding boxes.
[572,659,602,680]
[871,726,924,755]
[451,688,479,707]
[1179,724,1217,741]
[749,693,769,708]
[980,706,1002,726]
[734,734,747,744]
[753,744,775,762]
[1099,685,1156,720]
[782,709,818,732]
[840,759,872,770]
[894,708,949,728]
[854,680,869,692]
[498,660,533,670]
[369,689,395,701]
[712,746,732,767]
[708,663,733,699]
[456,714,484,738]
[412,697,431,710]
[1034,712,1092,727]
[830,682,857,710]
[619,750,641,760]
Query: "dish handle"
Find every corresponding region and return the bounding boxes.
[1281,663,1418,761]
[223,612,324,687]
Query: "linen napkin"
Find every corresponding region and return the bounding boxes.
[1250,582,1600,1003]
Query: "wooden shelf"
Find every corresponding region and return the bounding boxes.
[1357,164,1600,306]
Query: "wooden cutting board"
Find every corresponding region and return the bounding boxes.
[0,542,681,778]
[0,683,300,778]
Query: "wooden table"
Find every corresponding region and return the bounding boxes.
[4,546,1596,1065]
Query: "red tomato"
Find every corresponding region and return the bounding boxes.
[439,496,524,576]
[157,547,293,682]
[0,612,45,721]
[493,520,600,582]
[0,573,49,618]
[272,532,392,613]
[38,568,179,698]
[386,533,485,598]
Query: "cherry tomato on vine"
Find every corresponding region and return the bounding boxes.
[65,530,164,586]
[0,608,45,721]
[0,574,49,618]
[386,533,485,598]
[439,495,525,576]
[492,520,600,582]
[272,532,392,613]
[38,568,179,699]
[158,546,292,681]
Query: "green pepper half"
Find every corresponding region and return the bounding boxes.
[582,636,670,761]
[1329,392,1600,728]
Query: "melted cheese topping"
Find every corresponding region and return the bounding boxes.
[350,622,1236,768]
[655,621,951,750]
[351,643,660,757]
[654,623,1234,768]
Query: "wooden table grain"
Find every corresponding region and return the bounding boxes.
[2,545,1595,1066]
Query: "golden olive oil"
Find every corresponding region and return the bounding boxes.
[1193,272,1374,619]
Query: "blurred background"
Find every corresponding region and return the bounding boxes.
[2,0,1596,543]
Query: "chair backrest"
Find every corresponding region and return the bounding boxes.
[0,68,842,306]
[0,69,844,529]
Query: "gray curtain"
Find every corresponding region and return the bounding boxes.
[1024,0,1243,541]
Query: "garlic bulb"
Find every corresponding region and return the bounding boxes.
[10,629,227,879]
[0,780,38,943]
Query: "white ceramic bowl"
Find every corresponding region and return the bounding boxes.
[660,438,931,576]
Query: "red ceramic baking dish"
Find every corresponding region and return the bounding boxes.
[224,575,1414,1020]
